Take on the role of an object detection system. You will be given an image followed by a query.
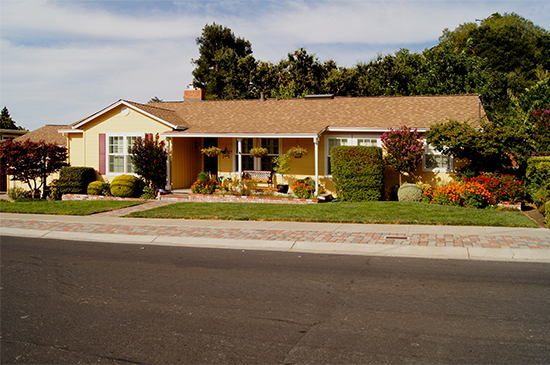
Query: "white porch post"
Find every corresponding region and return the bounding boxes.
[314,136,319,196]
[165,137,171,191]
[237,138,242,180]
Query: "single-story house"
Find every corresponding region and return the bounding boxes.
[2,125,69,192]
[59,91,487,196]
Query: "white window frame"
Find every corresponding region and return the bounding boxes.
[106,133,144,176]
[234,138,281,171]
[324,135,382,176]
[422,144,454,173]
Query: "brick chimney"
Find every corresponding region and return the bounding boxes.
[184,88,205,101]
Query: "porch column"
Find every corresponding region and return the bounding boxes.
[237,138,242,180]
[314,136,319,196]
[165,137,172,191]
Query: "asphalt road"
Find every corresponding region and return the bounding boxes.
[2,235,550,364]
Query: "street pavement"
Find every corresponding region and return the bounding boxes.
[2,200,550,263]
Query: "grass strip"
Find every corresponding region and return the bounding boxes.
[126,201,538,228]
[0,200,145,216]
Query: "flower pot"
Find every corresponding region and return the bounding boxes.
[277,184,289,194]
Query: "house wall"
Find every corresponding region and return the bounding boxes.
[68,105,175,184]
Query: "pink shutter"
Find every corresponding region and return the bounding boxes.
[99,134,106,175]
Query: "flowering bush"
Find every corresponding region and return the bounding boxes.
[381,126,424,184]
[292,177,315,199]
[130,133,166,191]
[424,181,493,209]
[191,172,218,194]
[466,172,525,204]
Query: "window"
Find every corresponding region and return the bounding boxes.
[237,138,280,171]
[326,137,350,175]
[423,144,453,172]
[107,134,142,174]
[260,138,280,171]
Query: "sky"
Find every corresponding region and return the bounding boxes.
[1,0,549,131]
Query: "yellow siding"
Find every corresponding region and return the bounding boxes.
[66,133,84,166]
[218,137,234,177]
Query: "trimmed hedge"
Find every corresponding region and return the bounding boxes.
[87,181,110,196]
[526,157,550,213]
[56,167,96,195]
[331,146,384,201]
[110,175,144,198]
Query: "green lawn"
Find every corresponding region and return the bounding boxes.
[0,200,145,216]
[126,201,538,228]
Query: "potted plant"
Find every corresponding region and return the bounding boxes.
[201,146,222,157]
[287,146,308,158]
[272,153,291,193]
[250,147,268,158]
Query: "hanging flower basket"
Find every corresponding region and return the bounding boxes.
[250,147,268,158]
[201,146,222,157]
[287,146,308,158]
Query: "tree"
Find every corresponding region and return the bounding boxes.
[0,139,68,198]
[1,107,23,130]
[191,23,256,100]
[149,96,163,103]
[129,133,167,191]
[381,126,424,184]
[531,103,550,156]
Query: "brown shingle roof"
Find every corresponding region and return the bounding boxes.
[14,125,69,146]
[147,94,486,135]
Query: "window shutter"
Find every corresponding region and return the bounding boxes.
[99,134,106,175]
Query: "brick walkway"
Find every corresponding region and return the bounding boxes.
[2,217,549,249]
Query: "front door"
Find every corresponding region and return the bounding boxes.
[203,137,218,175]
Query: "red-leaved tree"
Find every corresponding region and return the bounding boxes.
[381,126,424,185]
[0,139,68,198]
[129,133,167,191]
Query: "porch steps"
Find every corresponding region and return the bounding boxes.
[159,194,189,202]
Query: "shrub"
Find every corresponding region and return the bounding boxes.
[425,181,493,209]
[331,146,384,201]
[292,178,315,199]
[466,172,525,204]
[140,186,157,199]
[110,175,144,197]
[381,126,424,185]
[191,172,217,194]
[129,133,167,191]
[526,157,550,210]
[398,184,422,202]
[56,167,96,196]
[7,187,31,201]
[87,181,110,196]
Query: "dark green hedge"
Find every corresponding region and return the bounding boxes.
[56,167,97,195]
[331,146,384,201]
[526,157,550,213]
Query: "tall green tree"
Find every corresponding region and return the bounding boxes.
[191,23,256,100]
[1,107,23,130]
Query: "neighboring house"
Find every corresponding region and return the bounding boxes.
[59,91,487,196]
[3,125,70,192]
[0,129,27,191]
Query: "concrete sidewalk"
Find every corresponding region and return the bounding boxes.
[2,207,550,263]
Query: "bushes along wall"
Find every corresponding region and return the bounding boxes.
[331,146,384,201]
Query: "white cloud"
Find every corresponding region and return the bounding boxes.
[1,0,549,131]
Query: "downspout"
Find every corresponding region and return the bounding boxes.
[237,138,242,180]
[165,137,171,191]
[314,136,319,196]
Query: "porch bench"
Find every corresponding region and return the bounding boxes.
[242,170,273,187]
